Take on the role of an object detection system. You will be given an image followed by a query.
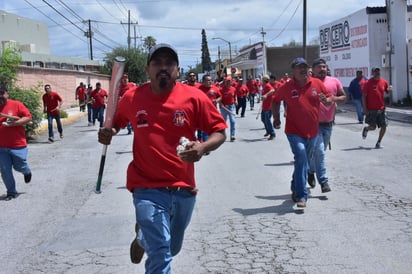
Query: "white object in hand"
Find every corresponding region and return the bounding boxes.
[177,137,190,155]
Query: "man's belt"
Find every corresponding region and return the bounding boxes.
[319,121,333,127]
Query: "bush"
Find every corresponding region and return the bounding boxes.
[8,87,43,139]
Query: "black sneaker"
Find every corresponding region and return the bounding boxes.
[291,191,298,202]
[24,172,32,183]
[130,223,145,264]
[362,127,368,139]
[321,182,331,193]
[264,133,269,137]
[5,194,17,201]
[230,136,236,142]
[375,142,382,149]
[268,134,275,140]
[48,137,54,142]
[308,172,316,188]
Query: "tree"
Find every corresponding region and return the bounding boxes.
[201,29,212,72]
[0,47,22,86]
[103,47,147,84]
[143,36,157,51]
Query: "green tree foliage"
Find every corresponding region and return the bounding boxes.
[103,47,147,84]
[143,36,156,51]
[201,29,212,72]
[0,48,22,86]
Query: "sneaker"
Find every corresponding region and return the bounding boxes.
[230,136,236,142]
[24,172,32,183]
[88,122,92,126]
[264,133,269,137]
[362,127,368,139]
[291,191,298,202]
[375,142,382,149]
[60,134,64,139]
[5,194,17,201]
[48,137,54,142]
[268,134,275,140]
[308,172,316,188]
[296,200,307,208]
[321,182,331,193]
[130,223,145,264]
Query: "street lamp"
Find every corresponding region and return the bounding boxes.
[212,37,232,63]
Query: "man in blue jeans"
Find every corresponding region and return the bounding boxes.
[272,58,332,208]
[0,85,33,201]
[42,84,63,142]
[98,44,227,273]
[348,70,367,123]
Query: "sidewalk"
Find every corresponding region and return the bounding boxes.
[339,102,412,124]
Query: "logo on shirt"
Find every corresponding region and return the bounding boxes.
[136,110,148,128]
[291,89,299,98]
[311,88,318,96]
[173,110,186,127]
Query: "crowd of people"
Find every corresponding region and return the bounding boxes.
[1,42,393,273]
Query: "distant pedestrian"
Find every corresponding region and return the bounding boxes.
[89,82,108,127]
[42,84,63,142]
[246,75,258,110]
[0,84,33,201]
[75,82,87,112]
[272,57,332,208]
[307,58,346,192]
[86,84,93,126]
[235,77,249,117]
[348,70,367,123]
[219,76,237,141]
[119,74,137,134]
[198,74,222,142]
[362,67,392,148]
[261,75,276,140]
[186,72,201,88]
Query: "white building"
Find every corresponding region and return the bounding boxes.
[319,1,411,103]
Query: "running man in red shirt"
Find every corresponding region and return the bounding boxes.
[261,75,276,140]
[98,44,227,273]
[219,76,237,141]
[0,85,33,201]
[42,84,63,142]
[362,67,392,148]
[272,57,332,208]
[119,74,137,134]
[235,77,249,117]
[246,75,258,110]
[75,82,87,112]
[89,82,108,127]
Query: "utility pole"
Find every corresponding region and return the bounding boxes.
[121,10,138,51]
[261,27,267,75]
[84,19,93,60]
[303,0,307,60]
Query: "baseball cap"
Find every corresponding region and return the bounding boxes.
[121,74,128,79]
[372,67,380,72]
[312,58,326,67]
[147,43,179,65]
[224,76,232,81]
[262,74,270,81]
[290,57,308,68]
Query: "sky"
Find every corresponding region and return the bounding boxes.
[1,0,389,71]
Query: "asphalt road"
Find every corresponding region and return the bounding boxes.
[1,103,411,274]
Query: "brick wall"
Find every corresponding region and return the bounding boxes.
[16,66,110,109]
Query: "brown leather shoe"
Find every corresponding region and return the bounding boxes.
[130,223,145,264]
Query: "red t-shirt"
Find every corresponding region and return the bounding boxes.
[246,79,257,94]
[273,77,329,138]
[119,82,136,97]
[0,99,32,148]
[236,84,249,98]
[262,82,274,111]
[362,78,389,110]
[76,86,87,100]
[220,85,236,105]
[198,84,221,105]
[114,82,227,191]
[90,88,108,108]
[42,91,62,115]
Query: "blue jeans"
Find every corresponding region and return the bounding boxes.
[309,124,332,184]
[0,147,31,196]
[353,99,364,122]
[248,94,255,109]
[87,104,93,123]
[133,188,196,274]
[287,134,317,201]
[261,110,275,136]
[47,114,63,138]
[220,104,236,137]
[92,106,105,127]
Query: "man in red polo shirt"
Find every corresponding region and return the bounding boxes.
[272,57,332,208]
[42,84,63,142]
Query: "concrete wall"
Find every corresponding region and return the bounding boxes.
[16,66,110,109]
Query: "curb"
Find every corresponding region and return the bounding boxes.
[36,110,88,135]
